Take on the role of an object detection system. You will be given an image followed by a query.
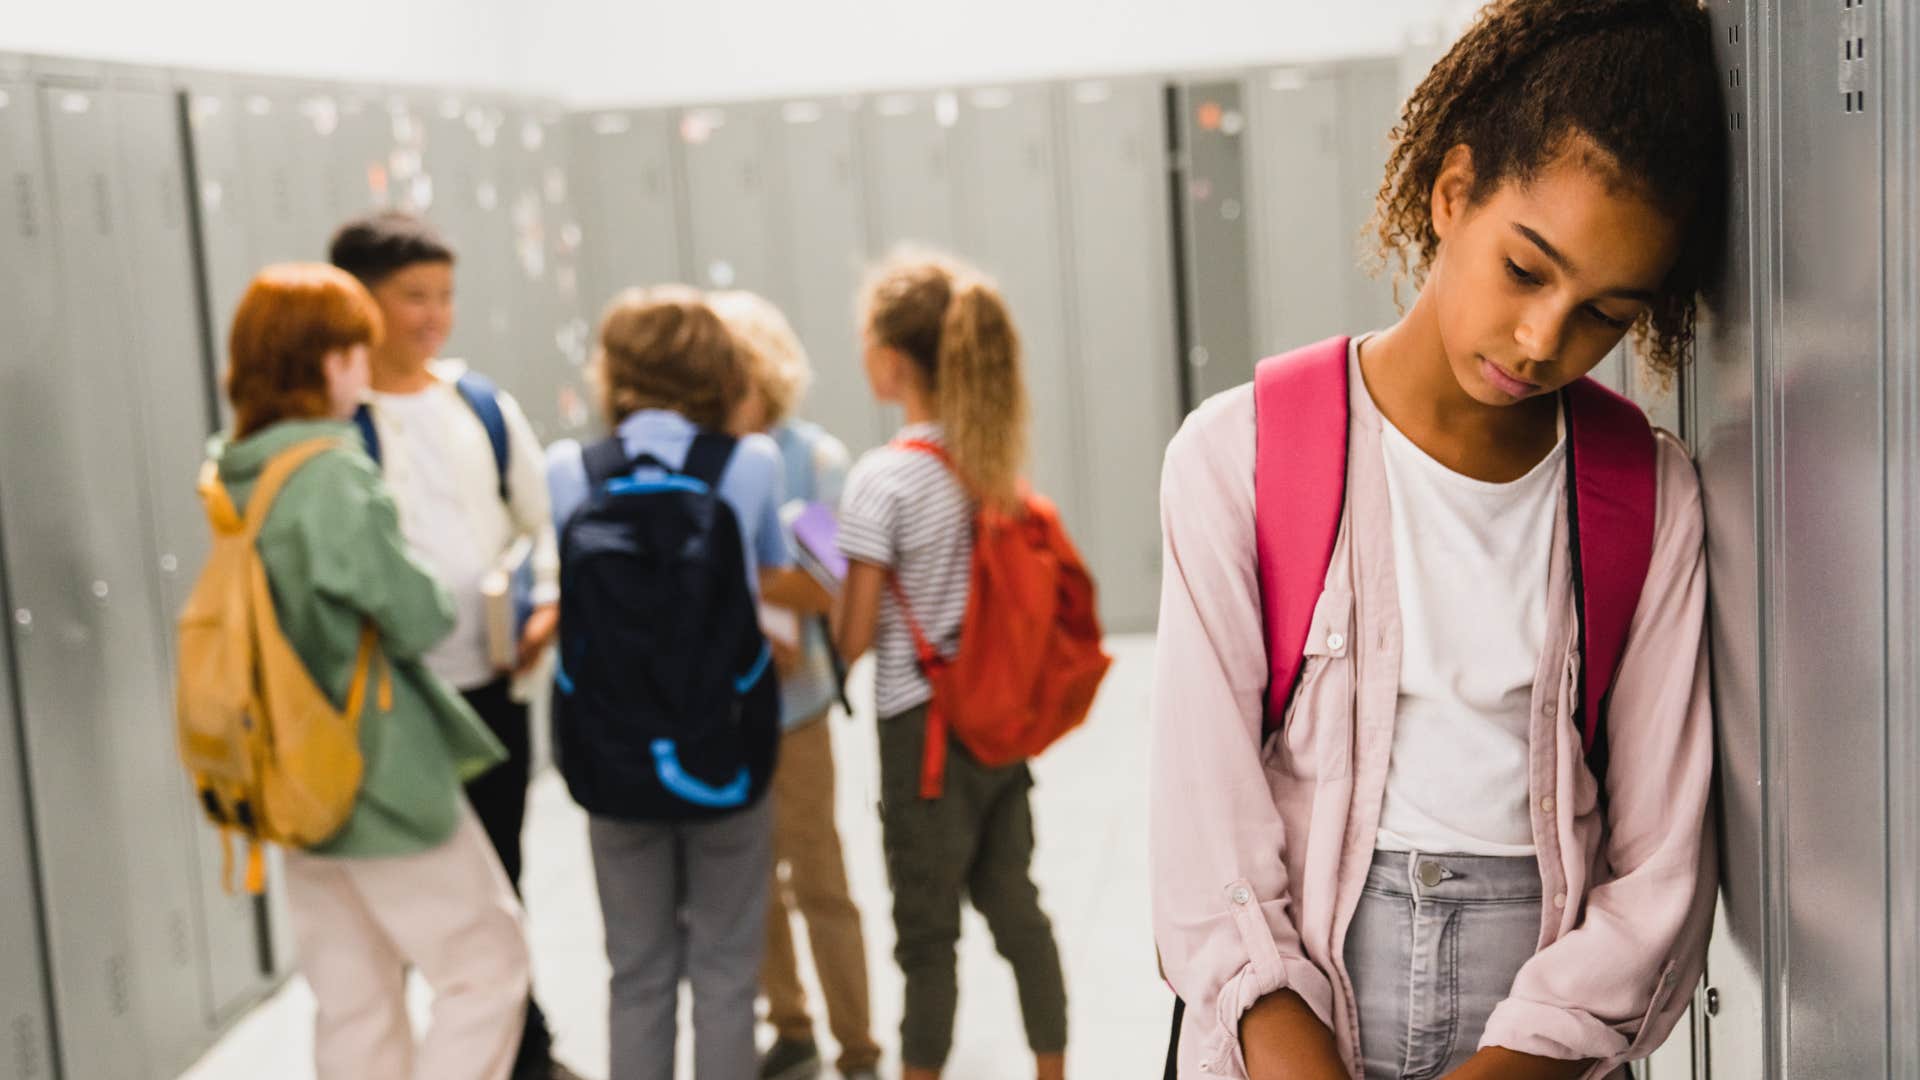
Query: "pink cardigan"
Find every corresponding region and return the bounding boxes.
[1150,362,1716,1079]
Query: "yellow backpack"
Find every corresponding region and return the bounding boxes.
[175,437,390,893]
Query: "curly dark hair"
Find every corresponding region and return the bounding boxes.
[1373,0,1727,376]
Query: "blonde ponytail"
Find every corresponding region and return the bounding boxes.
[936,281,1027,508]
[862,251,1030,509]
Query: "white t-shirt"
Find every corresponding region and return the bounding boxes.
[837,424,974,720]
[1374,378,1565,857]
[366,365,564,692]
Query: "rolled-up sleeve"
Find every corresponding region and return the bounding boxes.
[1481,433,1718,1076]
[1151,388,1335,1078]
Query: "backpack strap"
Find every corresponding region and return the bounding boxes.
[452,371,512,502]
[351,371,512,502]
[682,432,739,490]
[1251,337,1351,735]
[1561,377,1658,784]
[350,403,381,466]
[232,438,343,541]
[582,436,631,490]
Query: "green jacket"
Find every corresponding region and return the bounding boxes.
[212,419,504,858]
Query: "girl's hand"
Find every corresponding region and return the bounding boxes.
[513,603,560,677]
[1442,1048,1590,1079]
[832,560,886,662]
[1240,989,1348,1080]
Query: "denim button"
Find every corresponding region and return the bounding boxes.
[1417,861,1446,888]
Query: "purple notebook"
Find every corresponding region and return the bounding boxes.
[790,502,847,586]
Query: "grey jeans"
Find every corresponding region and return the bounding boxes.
[589,798,774,1080]
[1343,850,1544,1080]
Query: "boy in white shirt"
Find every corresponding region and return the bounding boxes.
[330,212,573,1080]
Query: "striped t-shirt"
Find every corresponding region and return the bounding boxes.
[837,424,974,720]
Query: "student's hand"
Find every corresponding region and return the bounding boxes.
[762,566,833,614]
[1240,989,1348,1080]
[771,637,802,678]
[1442,1048,1590,1080]
[514,603,560,677]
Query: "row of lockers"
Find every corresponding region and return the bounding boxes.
[0,47,1413,1080]
[566,60,1404,635]
[0,53,589,1080]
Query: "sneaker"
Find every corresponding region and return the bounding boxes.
[760,1038,823,1080]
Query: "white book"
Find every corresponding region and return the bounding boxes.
[482,536,535,671]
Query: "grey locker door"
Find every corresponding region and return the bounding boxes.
[1334,59,1402,332]
[0,564,55,1080]
[117,76,272,1028]
[1246,66,1345,357]
[507,106,590,439]
[98,69,224,1073]
[235,84,311,264]
[277,82,338,257]
[333,90,394,214]
[679,103,784,299]
[183,77,256,379]
[1771,1,1887,1075]
[421,93,491,363]
[863,92,960,254]
[951,85,1085,538]
[1057,78,1180,633]
[570,109,688,321]
[1174,78,1258,407]
[0,71,59,1080]
[467,100,525,399]
[1,71,153,1080]
[775,98,887,454]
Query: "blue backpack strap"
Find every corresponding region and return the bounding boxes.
[453,371,511,502]
[582,436,631,490]
[351,403,382,465]
[681,432,738,490]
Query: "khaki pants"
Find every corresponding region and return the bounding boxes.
[763,714,882,1072]
[283,805,531,1080]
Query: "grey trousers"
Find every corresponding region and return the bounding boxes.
[589,798,774,1080]
[1344,850,1544,1080]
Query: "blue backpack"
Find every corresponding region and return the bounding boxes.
[551,433,780,821]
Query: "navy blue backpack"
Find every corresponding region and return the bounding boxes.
[551,433,780,821]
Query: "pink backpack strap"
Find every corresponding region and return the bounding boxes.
[1252,337,1352,733]
[1562,377,1658,771]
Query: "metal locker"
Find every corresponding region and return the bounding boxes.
[1769,1,1888,1074]
[862,91,961,254]
[95,66,230,1072]
[0,557,55,1080]
[1245,66,1345,358]
[506,105,590,439]
[418,91,491,363]
[113,69,272,1029]
[950,84,1085,540]
[453,96,522,392]
[332,88,394,214]
[568,108,688,322]
[0,65,59,1080]
[1172,77,1258,409]
[1056,77,1180,633]
[234,82,314,264]
[772,96,887,454]
[273,80,339,256]
[181,75,256,380]
[678,102,785,300]
[0,63,154,1080]
[1334,59,1403,332]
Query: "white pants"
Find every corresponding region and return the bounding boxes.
[283,805,531,1080]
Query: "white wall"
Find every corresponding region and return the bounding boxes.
[0,0,534,91]
[509,0,1466,105]
[0,0,1483,104]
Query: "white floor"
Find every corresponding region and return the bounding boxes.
[181,635,1170,1080]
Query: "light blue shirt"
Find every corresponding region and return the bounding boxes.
[545,410,791,591]
[770,419,851,728]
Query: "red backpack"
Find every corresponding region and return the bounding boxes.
[1253,337,1657,783]
[888,440,1113,799]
